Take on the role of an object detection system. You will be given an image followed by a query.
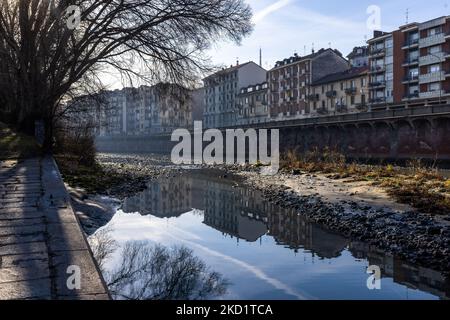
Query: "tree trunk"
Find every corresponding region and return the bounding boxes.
[42,117,54,153]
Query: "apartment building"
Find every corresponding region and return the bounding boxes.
[311,66,369,115]
[74,83,196,137]
[203,61,267,129]
[367,30,402,109]
[347,46,369,67]
[236,82,269,125]
[401,17,450,105]
[368,16,450,109]
[267,48,349,121]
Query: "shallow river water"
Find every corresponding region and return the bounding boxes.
[94,171,449,300]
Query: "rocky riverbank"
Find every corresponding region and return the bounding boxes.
[227,168,450,274]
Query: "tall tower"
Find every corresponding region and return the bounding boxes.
[259,48,262,67]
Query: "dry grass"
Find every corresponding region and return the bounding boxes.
[55,154,128,194]
[282,148,450,215]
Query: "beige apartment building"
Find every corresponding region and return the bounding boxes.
[310,66,369,115]
[236,82,269,125]
[267,48,350,121]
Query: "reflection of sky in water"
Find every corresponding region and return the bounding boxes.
[98,209,441,300]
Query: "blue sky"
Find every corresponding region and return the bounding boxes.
[103,0,450,89]
[209,0,450,70]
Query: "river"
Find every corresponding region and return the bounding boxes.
[92,170,450,300]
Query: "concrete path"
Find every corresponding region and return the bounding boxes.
[0,157,109,300]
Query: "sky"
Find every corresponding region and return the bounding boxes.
[209,0,450,69]
[105,0,450,89]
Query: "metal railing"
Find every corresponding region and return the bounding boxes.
[226,104,450,130]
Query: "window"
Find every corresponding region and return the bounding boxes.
[385,38,393,48]
[429,26,442,36]
[409,68,419,77]
[386,72,394,81]
[429,45,441,54]
[429,82,441,91]
[409,85,419,94]
[429,64,441,73]
[351,96,355,105]
[385,56,394,64]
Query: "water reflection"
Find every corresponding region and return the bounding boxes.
[119,173,449,300]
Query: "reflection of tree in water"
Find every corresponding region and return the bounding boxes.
[89,230,229,300]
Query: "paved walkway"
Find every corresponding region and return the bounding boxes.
[0,157,109,300]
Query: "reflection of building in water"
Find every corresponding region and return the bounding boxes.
[121,174,450,299]
[266,206,349,259]
[349,242,450,300]
[122,177,193,218]
[202,180,268,242]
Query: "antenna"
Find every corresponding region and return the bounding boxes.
[312,42,315,53]
[406,8,409,24]
[259,48,262,67]
[304,45,307,55]
[328,42,331,48]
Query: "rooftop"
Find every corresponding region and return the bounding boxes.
[203,61,258,80]
[313,66,368,86]
[272,48,343,69]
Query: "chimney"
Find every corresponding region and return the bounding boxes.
[373,30,384,38]
[236,58,239,66]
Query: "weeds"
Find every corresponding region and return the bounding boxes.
[282,148,450,215]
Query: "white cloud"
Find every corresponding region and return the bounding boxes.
[252,0,293,24]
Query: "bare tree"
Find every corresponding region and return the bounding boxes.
[0,0,253,150]
[88,225,118,273]
[106,242,229,300]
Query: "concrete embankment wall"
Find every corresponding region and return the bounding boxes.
[96,115,450,163]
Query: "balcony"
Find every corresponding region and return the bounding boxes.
[402,57,419,66]
[369,97,387,105]
[419,90,445,99]
[419,17,446,31]
[419,33,446,48]
[326,90,337,98]
[307,94,319,101]
[345,87,357,95]
[369,81,386,88]
[402,92,420,100]
[370,47,386,57]
[402,74,419,83]
[402,38,420,49]
[419,52,446,66]
[369,65,386,74]
[419,71,445,84]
